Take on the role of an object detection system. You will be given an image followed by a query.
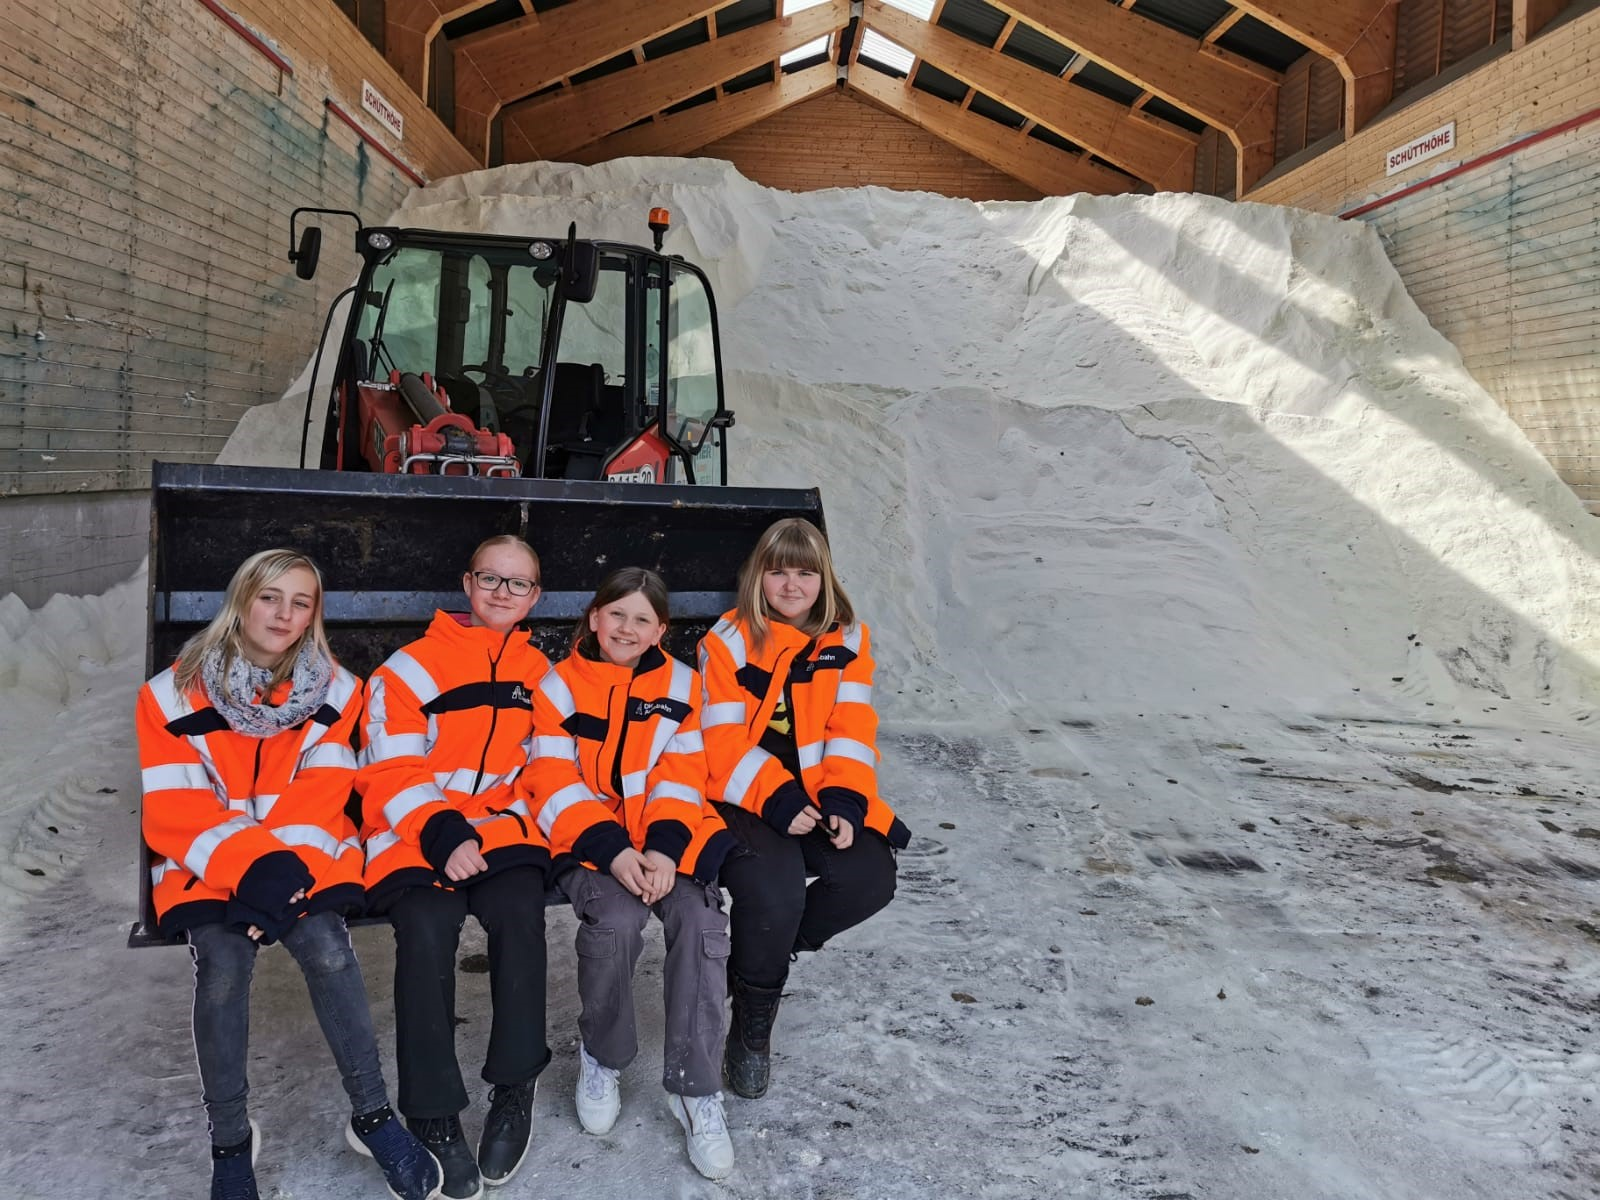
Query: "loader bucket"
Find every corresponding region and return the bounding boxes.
[132,460,825,945]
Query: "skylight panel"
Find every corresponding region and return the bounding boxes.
[883,0,935,17]
[782,0,832,12]
[780,34,832,66]
[858,29,914,75]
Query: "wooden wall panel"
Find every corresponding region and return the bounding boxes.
[0,0,476,498]
[1255,7,1600,509]
[691,90,1045,202]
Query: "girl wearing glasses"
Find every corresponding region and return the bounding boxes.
[520,568,737,1179]
[136,548,440,1200]
[698,518,910,1099]
[357,535,552,1200]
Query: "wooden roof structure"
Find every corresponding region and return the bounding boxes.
[381,1,1417,197]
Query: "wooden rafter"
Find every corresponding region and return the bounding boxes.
[452,0,723,163]
[568,63,836,162]
[1514,0,1567,48]
[383,0,499,97]
[864,0,1195,192]
[901,0,952,93]
[988,0,1279,195]
[849,67,1139,196]
[1230,1,1399,134]
[502,1,850,162]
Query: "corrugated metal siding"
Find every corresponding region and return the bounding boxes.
[1358,117,1600,509]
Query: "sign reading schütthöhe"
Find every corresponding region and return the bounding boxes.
[361,80,404,141]
[1385,122,1456,177]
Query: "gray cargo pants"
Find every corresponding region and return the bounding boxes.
[559,865,731,1096]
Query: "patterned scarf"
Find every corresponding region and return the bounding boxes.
[202,640,332,738]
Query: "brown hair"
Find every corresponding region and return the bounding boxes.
[574,567,671,656]
[173,548,331,702]
[734,518,853,653]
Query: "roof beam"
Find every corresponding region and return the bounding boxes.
[863,0,1194,192]
[1514,0,1568,48]
[452,0,723,163]
[849,67,1140,196]
[989,0,1278,195]
[383,0,499,97]
[569,63,836,162]
[502,1,850,162]
[1229,1,1399,134]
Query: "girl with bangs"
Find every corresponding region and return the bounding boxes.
[521,567,737,1180]
[136,549,439,1200]
[698,519,911,1099]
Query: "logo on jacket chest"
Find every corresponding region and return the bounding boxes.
[628,696,691,723]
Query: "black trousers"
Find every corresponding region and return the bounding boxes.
[388,865,551,1119]
[715,801,897,989]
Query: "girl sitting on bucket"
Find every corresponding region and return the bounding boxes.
[520,567,737,1180]
[357,534,552,1200]
[136,548,440,1200]
[698,518,910,1099]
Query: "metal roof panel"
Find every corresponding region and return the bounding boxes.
[1216,14,1310,71]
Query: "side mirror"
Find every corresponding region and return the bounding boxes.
[290,226,322,280]
[565,242,599,303]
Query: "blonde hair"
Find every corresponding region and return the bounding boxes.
[735,518,853,653]
[173,549,331,702]
[468,534,541,580]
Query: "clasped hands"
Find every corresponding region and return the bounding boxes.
[609,847,678,904]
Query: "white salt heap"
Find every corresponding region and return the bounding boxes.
[8,160,1600,1199]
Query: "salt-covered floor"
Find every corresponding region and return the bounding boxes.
[3,161,1599,1199]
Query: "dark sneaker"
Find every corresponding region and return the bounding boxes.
[209,1120,261,1200]
[345,1109,443,1200]
[408,1115,482,1200]
[478,1080,536,1186]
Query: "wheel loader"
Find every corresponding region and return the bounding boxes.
[131,209,823,944]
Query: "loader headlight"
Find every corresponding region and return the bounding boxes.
[529,241,553,259]
[366,232,394,251]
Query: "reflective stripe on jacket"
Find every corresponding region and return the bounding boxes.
[357,610,551,906]
[137,663,366,936]
[519,645,733,885]
[698,612,910,848]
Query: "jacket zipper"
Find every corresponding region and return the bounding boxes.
[470,629,512,797]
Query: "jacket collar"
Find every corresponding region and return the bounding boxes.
[569,641,667,684]
[426,609,529,653]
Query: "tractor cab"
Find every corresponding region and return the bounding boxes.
[294,210,732,486]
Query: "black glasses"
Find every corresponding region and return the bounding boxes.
[470,571,539,596]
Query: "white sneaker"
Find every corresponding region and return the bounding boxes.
[665,1091,734,1180]
[575,1042,621,1135]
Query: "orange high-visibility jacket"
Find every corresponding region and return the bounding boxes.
[357,611,551,908]
[137,663,366,937]
[697,613,910,848]
[519,645,734,884]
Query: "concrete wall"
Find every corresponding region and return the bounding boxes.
[1,491,149,605]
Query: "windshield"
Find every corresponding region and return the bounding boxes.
[351,240,557,383]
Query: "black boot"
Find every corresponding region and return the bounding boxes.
[724,973,785,1099]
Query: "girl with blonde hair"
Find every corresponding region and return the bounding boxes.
[698,519,910,1098]
[137,548,440,1200]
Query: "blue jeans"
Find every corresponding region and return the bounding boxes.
[188,910,389,1146]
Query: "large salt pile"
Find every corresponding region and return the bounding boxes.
[332,159,1600,724]
[21,159,1587,1199]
